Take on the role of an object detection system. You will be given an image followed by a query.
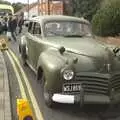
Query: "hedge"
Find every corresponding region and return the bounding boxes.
[92,0,120,36]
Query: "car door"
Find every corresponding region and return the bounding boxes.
[26,21,43,70]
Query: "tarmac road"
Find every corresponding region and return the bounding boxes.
[4,33,120,120]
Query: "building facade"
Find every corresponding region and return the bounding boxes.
[16,0,64,19]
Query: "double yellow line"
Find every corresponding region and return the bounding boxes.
[6,50,44,120]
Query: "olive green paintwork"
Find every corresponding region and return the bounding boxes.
[20,15,120,104]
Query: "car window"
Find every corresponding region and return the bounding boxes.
[44,21,91,37]
[28,22,33,33]
[33,22,41,36]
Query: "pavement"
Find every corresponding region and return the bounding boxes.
[0,51,12,120]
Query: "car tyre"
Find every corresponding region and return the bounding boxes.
[41,73,54,108]
[44,87,54,108]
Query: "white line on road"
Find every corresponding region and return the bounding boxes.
[9,49,44,120]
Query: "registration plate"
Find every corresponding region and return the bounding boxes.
[63,83,81,92]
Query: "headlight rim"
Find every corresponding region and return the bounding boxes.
[62,69,74,81]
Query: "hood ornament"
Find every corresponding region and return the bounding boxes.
[106,63,111,72]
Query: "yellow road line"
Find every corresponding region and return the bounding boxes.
[9,49,44,120]
[6,51,27,99]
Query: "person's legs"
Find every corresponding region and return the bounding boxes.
[11,31,17,41]
[19,26,22,33]
[14,28,17,36]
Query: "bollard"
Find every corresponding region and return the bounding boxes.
[17,99,34,120]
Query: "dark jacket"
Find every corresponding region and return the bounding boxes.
[18,16,24,27]
[8,18,17,32]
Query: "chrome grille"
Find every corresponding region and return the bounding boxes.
[111,74,120,92]
[75,73,110,95]
[63,72,120,95]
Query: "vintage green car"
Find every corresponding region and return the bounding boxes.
[19,15,120,108]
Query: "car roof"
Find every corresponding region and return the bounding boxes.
[29,15,90,24]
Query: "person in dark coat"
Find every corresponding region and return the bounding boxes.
[18,12,24,34]
[12,15,18,35]
[7,16,17,41]
[0,16,7,34]
[3,17,8,34]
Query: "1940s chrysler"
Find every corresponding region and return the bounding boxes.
[19,15,120,108]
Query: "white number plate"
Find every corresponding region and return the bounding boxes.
[63,83,81,92]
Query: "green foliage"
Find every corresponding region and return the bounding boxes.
[92,0,120,36]
[71,0,102,21]
[12,2,25,13]
[0,0,11,5]
[0,0,25,13]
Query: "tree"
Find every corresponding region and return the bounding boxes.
[92,0,120,36]
[70,0,102,21]
[12,2,26,13]
[0,0,11,5]
[0,0,25,13]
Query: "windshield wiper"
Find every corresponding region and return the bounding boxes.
[63,34,84,37]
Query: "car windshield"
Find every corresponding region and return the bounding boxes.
[44,21,91,37]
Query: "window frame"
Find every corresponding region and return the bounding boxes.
[28,21,34,34]
[33,22,41,36]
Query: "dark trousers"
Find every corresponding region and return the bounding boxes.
[19,26,22,33]
[11,31,17,41]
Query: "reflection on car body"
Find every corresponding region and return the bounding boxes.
[19,15,120,108]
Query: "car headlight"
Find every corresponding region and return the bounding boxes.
[63,70,74,80]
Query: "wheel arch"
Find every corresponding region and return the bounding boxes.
[37,66,44,81]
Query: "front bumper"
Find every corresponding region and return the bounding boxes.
[52,94,110,105]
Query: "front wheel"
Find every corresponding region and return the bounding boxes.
[41,73,54,108]
[44,87,54,108]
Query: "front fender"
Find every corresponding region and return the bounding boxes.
[37,49,69,93]
[21,36,27,45]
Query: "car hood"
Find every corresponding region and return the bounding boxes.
[45,36,109,57]
[45,37,120,72]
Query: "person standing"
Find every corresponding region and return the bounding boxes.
[12,15,18,36]
[7,16,17,41]
[3,17,8,34]
[18,12,24,34]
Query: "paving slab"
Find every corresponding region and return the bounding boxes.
[0,51,12,120]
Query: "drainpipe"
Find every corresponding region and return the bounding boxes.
[38,0,40,15]
[48,0,50,15]
[28,0,29,18]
